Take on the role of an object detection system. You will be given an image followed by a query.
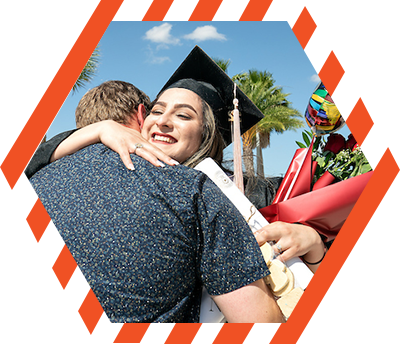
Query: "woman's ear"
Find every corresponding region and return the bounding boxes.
[137,104,146,129]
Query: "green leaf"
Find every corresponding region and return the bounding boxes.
[322,150,331,157]
[334,170,344,179]
[324,153,333,164]
[302,132,310,146]
[316,156,326,167]
[296,141,306,148]
[360,164,372,174]
[305,130,313,139]
[313,136,321,150]
[350,165,360,177]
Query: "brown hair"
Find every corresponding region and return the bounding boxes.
[184,99,226,167]
[75,80,151,128]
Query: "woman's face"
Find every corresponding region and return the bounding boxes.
[142,88,204,163]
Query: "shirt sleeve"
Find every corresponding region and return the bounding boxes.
[25,129,78,179]
[197,176,270,296]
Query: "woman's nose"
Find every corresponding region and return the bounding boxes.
[156,112,172,128]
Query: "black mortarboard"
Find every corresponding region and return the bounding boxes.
[158,46,264,144]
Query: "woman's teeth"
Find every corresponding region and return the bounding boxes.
[153,134,176,143]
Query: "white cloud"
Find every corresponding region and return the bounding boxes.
[143,23,180,45]
[144,46,171,65]
[149,55,170,64]
[310,74,321,83]
[183,25,227,42]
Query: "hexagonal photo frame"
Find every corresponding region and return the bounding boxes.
[1,1,399,344]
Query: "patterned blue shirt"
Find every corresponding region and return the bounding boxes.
[30,144,269,322]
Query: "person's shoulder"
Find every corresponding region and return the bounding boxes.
[137,160,204,178]
[72,143,125,166]
[173,165,211,186]
[31,143,113,179]
[134,161,208,193]
[77,143,111,156]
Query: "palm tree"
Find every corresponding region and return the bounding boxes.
[72,46,100,93]
[212,59,304,177]
[233,70,304,177]
[213,57,230,73]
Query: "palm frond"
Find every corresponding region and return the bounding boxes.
[212,57,231,73]
[234,68,305,175]
[72,46,100,93]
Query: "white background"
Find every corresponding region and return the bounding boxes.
[1,1,399,343]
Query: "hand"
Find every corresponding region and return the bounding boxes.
[97,120,180,170]
[254,221,324,267]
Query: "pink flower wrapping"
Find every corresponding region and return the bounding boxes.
[259,144,373,242]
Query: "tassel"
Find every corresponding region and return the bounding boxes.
[232,84,244,193]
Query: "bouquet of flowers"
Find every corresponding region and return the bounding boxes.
[259,132,372,242]
[259,82,373,242]
[296,130,372,188]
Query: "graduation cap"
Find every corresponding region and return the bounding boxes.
[158,46,264,145]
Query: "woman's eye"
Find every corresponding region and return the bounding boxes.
[151,109,163,115]
[177,113,191,120]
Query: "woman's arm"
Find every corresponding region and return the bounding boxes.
[51,120,179,169]
[254,221,325,273]
[49,123,103,162]
[26,120,180,179]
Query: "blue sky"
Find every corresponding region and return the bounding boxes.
[47,21,350,176]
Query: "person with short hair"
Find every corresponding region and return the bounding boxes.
[75,80,151,128]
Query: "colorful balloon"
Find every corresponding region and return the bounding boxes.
[305,82,345,136]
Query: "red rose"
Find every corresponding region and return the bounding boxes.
[345,134,358,151]
[324,133,346,154]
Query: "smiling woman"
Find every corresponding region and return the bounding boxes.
[146,86,227,168]
[144,88,204,164]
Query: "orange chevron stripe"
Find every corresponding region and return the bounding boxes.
[26,198,50,242]
[189,0,223,21]
[346,99,374,146]
[318,51,345,95]
[213,323,253,344]
[142,0,174,21]
[79,289,104,334]
[164,323,202,344]
[53,244,77,289]
[0,0,124,189]
[114,323,150,343]
[240,0,274,21]
[270,149,399,344]
[292,7,317,49]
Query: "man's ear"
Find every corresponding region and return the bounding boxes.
[137,104,146,129]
